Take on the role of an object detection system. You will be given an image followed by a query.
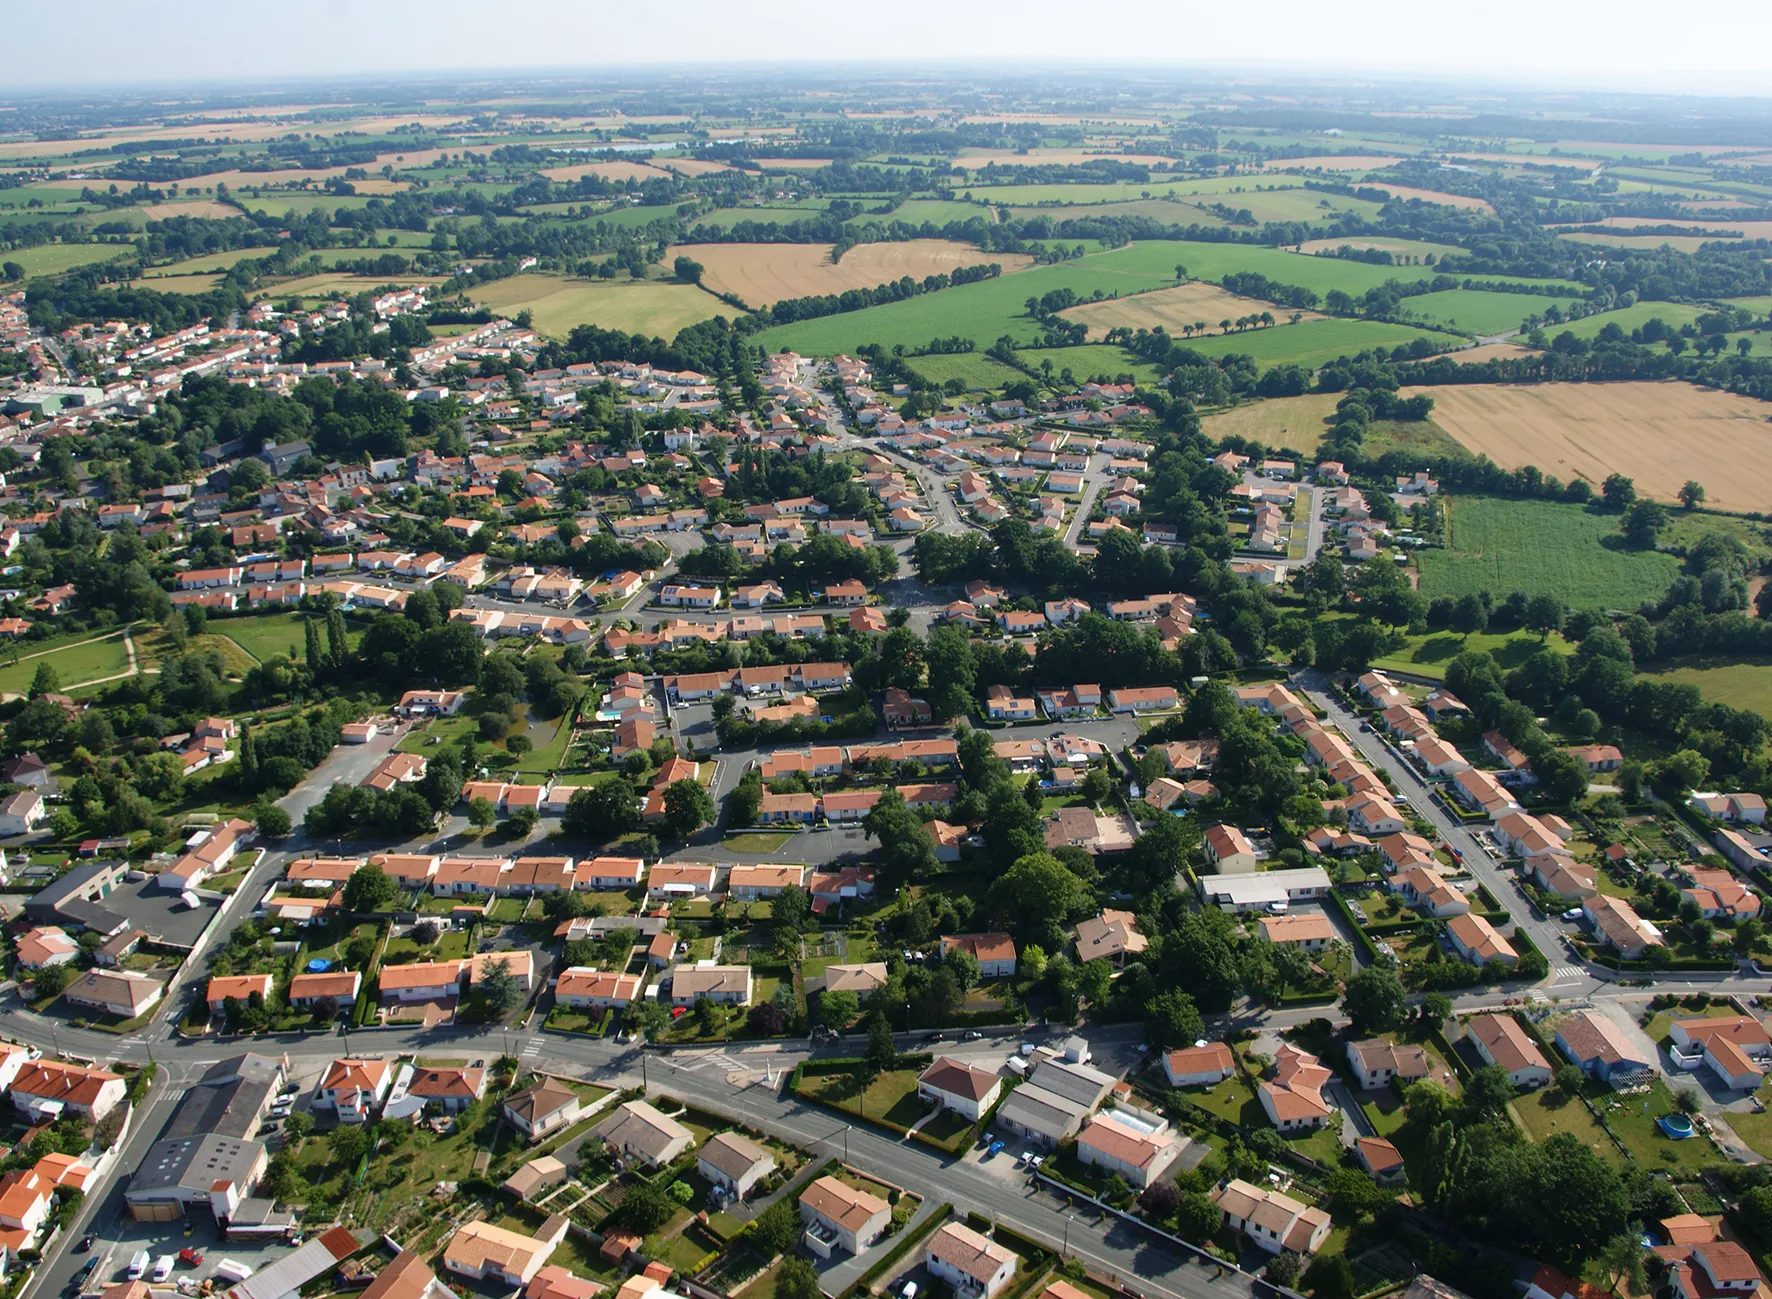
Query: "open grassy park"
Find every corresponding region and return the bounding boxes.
[0,631,132,694]
[471,273,718,338]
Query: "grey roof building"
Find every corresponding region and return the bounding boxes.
[126,1133,269,1213]
[164,1053,285,1141]
[25,860,130,935]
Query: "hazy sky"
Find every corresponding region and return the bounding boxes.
[13,0,1772,95]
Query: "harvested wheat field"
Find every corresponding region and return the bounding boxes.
[1360,184,1494,213]
[1404,381,1772,512]
[541,160,675,183]
[1060,281,1324,337]
[1445,342,1538,364]
[659,158,739,177]
[672,240,1034,309]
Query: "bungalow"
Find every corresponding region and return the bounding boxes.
[799,1176,889,1257]
[15,926,78,971]
[1555,1009,1655,1084]
[1447,913,1517,966]
[289,970,363,1013]
[696,1131,776,1201]
[1680,867,1761,920]
[917,1057,1002,1121]
[926,1223,1017,1299]
[1075,910,1148,964]
[1465,1012,1552,1087]
[671,964,752,1006]
[206,973,273,1015]
[646,863,716,898]
[1259,914,1333,951]
[503,1078,583,1142]
[597,1098,694,1167]
[408,1066,487,1113]
[1076,1113,1184,1190]
[757,793,819,824]
[984,684,1037,722]
[729,865,807,900]
[443,1219,567,1288]
[824,581,867,607]
[659,585,720,609]
[1583,893,1664,960]
[1354,1136,1407,1186]
[940,933,1017,978]
[1162,1042,1235,1088]
[64,968,163,1020]
[1106,686,1177,713]
[11,1060,127,1122]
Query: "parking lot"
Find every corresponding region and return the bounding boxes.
[85,1214,304,1294]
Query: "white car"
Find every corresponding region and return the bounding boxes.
[1562,908,1584,922]
[128,1252,150,1280]
[153,1256,175,1283]
[900,1284,918,1299]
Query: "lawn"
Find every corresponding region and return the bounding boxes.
[1721,1106,1772,1160]
[397,713,479,754]
[799,1066,928,1128]
[1645,658,1772,722]
[1014,344,1165,383]
[1513,1085,1621,1166]
[903,352,1027,391]
[1596,1080,1719,1173]
[1401,289,1580,337]
[1415,496,1684,609]
[470,273,718,339]
[12,242,137,278]
[1172,317,1452,369]
[217,610,365,664]
[0,631,131,693]
[1547,301,1715,343]
[722,833,794,853]
[515,707,577,774]
[1368,627,1576,680]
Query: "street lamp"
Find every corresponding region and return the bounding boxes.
[1062,1215,1074,1258]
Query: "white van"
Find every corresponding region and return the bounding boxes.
[153,1256,175,1283]
[212,1260,254,1284]
[128,1252,150,1280]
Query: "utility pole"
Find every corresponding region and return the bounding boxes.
[1063,1214,1073,1258]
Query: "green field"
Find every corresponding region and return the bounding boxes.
[11,243,137,277]
[1173,317,1450,369]
[1370,627,1577,680]
[968,177,1322,204]
[904,352,1027,390]
[470,273,718,339]
[688,203,829,232]
[0,633,131,694]
[1014,344,1165,383]
[240,192,373,218]
[1548,301,1713,342]
[1087,240,1442,296]
[216,611,366,664]
[856,199,993,227]
[1416,496,1683,609]
[752,254,1175,355]
[139,247,262,276]
[1645,659,1772,720]
[1402,289,1578,336]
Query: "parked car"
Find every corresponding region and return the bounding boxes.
[128,1253,149,1281]
[152,1256,175,1283]
[1562,908,1584,922]
[963,1030,983,1041]
[900,1284,918,1299]
[77,1235,94,1252]
[177,1250,204,1267]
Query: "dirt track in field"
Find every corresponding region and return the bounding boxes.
[1403,380,1772,512]
[671,240,1034,308]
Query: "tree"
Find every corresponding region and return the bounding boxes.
[1621,499,1669,549]
[1462,1066,1516,1123]
[467,794,497,829]
[1266,1253,1303,1289]
[341,864,396,913]
[1679,480,1706,509]
[629,999,669,1042]
[1418,990,1452,1034]
[621,1177,674,1233]
[673,256,703,284]
[28,661,58,698]
[474,958,524,1016]
[1661,748,1711,792]
[1175,1190,1221,1243]
[753,1197,800,1255]
[563,778,638,841]
[773,884,811,932]
[1554,1063,1585,1096]
[1343,964,1406,1034]
[660,779,714,840]
[329,1124,369,1169]
[1595,1231,1647,1295]
[254,802,292,838]
[1136,1180,1179,1223]
[32,964,73,999]
[1602,474,1637,511]
[775,1258,822,1299]
[1301,1252,1355,1299]
[866,1013,897,1072]
[988,851,1093,950]
[822,989,859,1029]
[1144,989,1203,1052]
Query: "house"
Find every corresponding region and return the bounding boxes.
[696,1131,775,1201]
[729,864,807,900]
[1393,865,1470,918]
[1259,914,1333,951]
[940,933,1017,978]
[926,1222,1017,1299]
[1565,745,1625,773]
[824,580,867,607]
[361,1253,456,1299]
[1465,1013,1552,1087]
[554,969,642,1010]
[917,1057,1002,1121]
[1447,913,1517,966]
[884,688,933,728]
[1345,1039,1430,1089]
[1212,1178,1331,1255]
[0,789,45,836]
[993,1058,1116,1148]
[1258,1045,1332,1131]
[1681,867,1762,920]
[378,959,467,1004]
[1074,910,1147,964]
[206,973,274,1015]
[597,1099,694,1168]
[1555,1009,1655,1084]
[63,968,163,1020]
[1076,1112,1184,1189]
[757,792,818,824]
[819,962,887,996]
[799,1176,890,1257]
[11,1060,127,1122]
[1669,1017,1772,1090]
[1163,1042,1235,1088]
[15,926,78,970]
[1583,893,1664,960]
[1666,1243,1767,1299]
[1354,1136,1407,1186]
[502,1157,569,1204]
[671,964,752,1006]
[1106,686,1178,713]
[315,1057,393,1122]
[1203,824,1260,874]
[443,1216,569,1288]
[502,1077,583,1142]
[407,1066,487,1113]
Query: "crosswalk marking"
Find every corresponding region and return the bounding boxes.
[1553,965,1586,982]
[521,1038,542,1057]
